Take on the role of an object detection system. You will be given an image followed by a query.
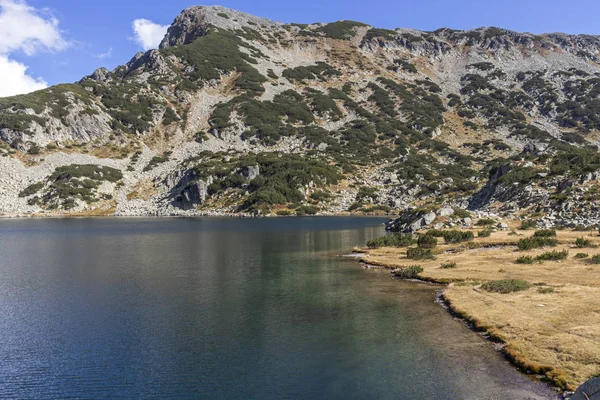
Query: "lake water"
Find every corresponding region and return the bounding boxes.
[0,217,556,399]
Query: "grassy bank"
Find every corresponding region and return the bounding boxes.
[358,226,600,391]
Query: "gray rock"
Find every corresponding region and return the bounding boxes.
[242,165,260,181]
[438,207,454,217]
[497,222,509,230]
[423,212,437,225]
[570,376,600,399]
[462,217,472,226]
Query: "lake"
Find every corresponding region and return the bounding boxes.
[0,217,556,399]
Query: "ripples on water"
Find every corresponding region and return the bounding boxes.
[0,217,556,399]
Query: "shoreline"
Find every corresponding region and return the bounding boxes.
[355,226,600,394]
[360,260,566,396]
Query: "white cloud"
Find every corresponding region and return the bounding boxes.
[132,19,168,51]
[0,0,67,55]
[95,47,112,60]
[0,0,68,97]
[0,55,47,97]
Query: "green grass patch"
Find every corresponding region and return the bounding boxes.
[481,279,531,294]
[392,265,424,279]
[366,234,416,249]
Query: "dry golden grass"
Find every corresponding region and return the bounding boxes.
[360,227,600,389]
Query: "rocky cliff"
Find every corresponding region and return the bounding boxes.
[1,5,600,226]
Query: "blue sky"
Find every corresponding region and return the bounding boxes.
[1,0,599,97]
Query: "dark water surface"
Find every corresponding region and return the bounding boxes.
[0,217,556,399]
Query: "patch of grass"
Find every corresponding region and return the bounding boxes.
[481,279,531,294]
[516,256,535,264]
[575,237,596,248]
[476,218,496,226]
[517,237,558,251]
[535,250,568,261]
[537,287,555,294]
[276,210,292,216]
[519,220,538,230]
[392,265,424,279]
[425,229,445,238]
[366,234,416,249]
[588,255,600,264]
[574,253,589,259]
[19,182,44,197]
[441,262,457,269]
[417,234,438,249]
[296,205,319,216]
[533,229,557,238]
[478,229,493,238]
[406,247,435,260]
[442,230,475,243]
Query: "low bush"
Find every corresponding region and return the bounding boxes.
[588,255,600,264]
[476,218,496,226]
[441,262,457,269]
[533,229,556,238]
[417,234,438,249]
[392,265,424,279]
[517,237,558,251]
[478,229,493,238]
[481,279,531,294]
[516,256,535,264]
[442,230,475,243]
[535,250,568,261]
[366,234,416,249]
[296,205,319,216]
[575,237,595,248]
[276,210,292,216]
[453,208,472,219]
[406,247,435,260]
[519,220,537,230]
[425,229,445,237]
[575,253,589,259]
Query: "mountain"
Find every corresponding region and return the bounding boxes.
[1,5,600,226]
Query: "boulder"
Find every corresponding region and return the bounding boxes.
[242,165,260,181]
[570,376,600,399]
[462,217,472,226]
[423,212,436,225]
[496,222,509,231]
[438,207,455,217]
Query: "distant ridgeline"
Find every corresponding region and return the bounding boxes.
[1,5,600,223]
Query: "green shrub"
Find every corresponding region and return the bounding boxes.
[453,208,472,219]
[575,253,589,259]
[442,230,475,243]
[481,279,531,294]
[19,182,44,197]
[441,262,457,269]
[574,224,595,232]
[588,255,600,264]
[276,210,292,216]
[535,250,568,261]
[426,229,445,237]
[478,229,493,238]
[517,237,558,251]
[417,234,438,249]
[392,265,424,279]
[516,256,535,264]
[476,218,496,226]
[575,237,595,248]
[366,234,416,249]
[519,220,537,230]
[406,247,435,260]
[296,205,319,216]
[533,229,556,238]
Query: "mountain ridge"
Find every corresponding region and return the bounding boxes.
[0,5,600,228]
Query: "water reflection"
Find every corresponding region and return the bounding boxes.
[0,218,555,399]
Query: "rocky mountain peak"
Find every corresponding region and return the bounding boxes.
[159,5,278,48]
